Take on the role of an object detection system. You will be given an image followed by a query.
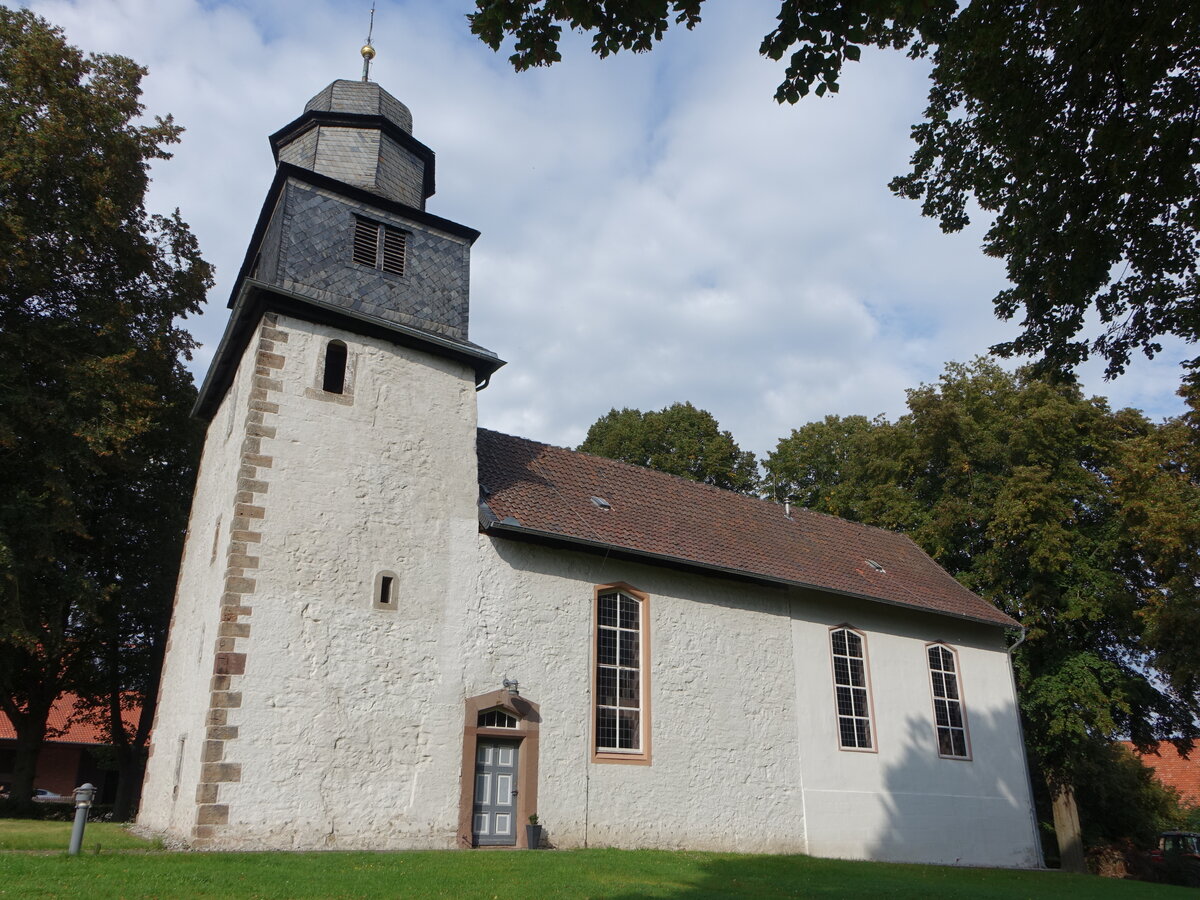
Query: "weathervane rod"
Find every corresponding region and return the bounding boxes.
[361,2,377,82]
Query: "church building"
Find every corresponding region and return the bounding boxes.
[137,72,1042,867]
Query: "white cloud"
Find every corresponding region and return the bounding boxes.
[27,0,1192,459]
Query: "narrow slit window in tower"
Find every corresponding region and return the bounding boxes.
[323,340,348,394]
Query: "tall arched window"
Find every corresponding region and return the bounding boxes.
[830,626,874,750]
[593,584,651,763]
[323,340,348,394]
[927,643,971,759]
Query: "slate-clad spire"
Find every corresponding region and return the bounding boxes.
[270,80,434,209]
[192,76,503,422]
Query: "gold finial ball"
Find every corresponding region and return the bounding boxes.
[361,43,376,60]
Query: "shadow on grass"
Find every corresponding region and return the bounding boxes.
[593,852,1179,900]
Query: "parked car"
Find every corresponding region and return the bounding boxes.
[32,788,67,803]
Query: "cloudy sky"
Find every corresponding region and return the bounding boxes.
[25,0,1193,458]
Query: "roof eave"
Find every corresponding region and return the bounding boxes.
[480,520,1018,629]
[193,280,504,420]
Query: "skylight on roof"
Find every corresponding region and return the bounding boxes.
[590,496,611,510]
[866,559,886,573]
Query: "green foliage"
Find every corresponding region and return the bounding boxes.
[579,402,759,493]
[469,1,1200,377]
[766,359,1200,840]
[1182,803,1200,833]
[1074,744,1190,849]
[0,7,211,803]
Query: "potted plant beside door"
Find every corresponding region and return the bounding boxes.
[526,814,543,849]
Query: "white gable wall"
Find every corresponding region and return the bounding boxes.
[788,590,1040,867]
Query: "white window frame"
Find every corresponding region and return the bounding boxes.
[927,642,972,760]
[829,625,876,752]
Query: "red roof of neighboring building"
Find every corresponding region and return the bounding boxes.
[477,429,1018,628]
[1123,741,1200,804]
[0,693,140,746]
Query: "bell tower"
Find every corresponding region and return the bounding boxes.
[139,56,503,848]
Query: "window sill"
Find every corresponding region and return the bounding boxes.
[591,750,652,766]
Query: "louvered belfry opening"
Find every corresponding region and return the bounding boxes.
[381,227,406,275]
[352,216,407,276]
[352,218,377,267]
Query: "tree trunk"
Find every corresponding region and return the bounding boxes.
[9,732,41,805]
[2,706,49,809]
[111,743,145,821]
[1050,782,1086,873]
[104,628,164,822]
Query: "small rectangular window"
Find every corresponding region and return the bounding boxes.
[381,228,406,275]
[374,571,398,611]
[322,341,347,394]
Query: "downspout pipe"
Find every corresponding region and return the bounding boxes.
[1007,626,1045,867]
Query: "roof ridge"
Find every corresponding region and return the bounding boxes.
[476,427,1017,628]
[477,427,927,543]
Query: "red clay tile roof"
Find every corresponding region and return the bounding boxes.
[477,429,1018,628]
[0,692,140,746]
[1122,741,1200,804]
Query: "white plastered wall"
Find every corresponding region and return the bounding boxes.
[471,539,1038,866]
[202,314,481,849]
[473,539,807,853]
[139,324,262,836]
[788,589,1040,867]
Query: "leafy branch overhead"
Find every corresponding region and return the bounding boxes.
[470,0,1200,376]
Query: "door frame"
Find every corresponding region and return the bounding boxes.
[457,689,540,848]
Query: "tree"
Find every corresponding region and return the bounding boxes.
[68,365,202,820]
[765,360,1200,867]
[469,1,1200,377]
[0,8,210,808]
[579,401,760,493]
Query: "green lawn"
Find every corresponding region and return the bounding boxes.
[0,826,1190,899]
[0,819,160,851]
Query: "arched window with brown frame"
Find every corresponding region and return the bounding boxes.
[593,583,651,764]
[927,643,971,759]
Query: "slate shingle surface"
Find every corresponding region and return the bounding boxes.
[274,180,469,339]
[305,79,414,134]
[477,428,1018,628]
